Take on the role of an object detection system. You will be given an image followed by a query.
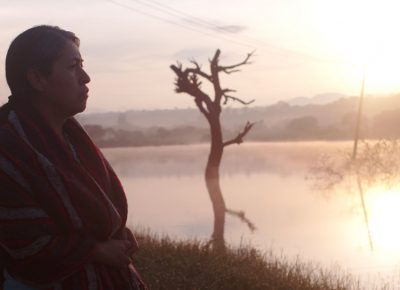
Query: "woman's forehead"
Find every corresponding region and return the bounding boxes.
[59,41,82,61]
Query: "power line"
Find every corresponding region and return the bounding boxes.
[132,0,219,31]
[105,0,257,49]
[106,0,361,67]
[135,0,346,65]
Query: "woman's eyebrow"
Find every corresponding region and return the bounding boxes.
[70,57,84,62]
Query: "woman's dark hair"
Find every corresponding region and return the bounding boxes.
[5,25,79,99]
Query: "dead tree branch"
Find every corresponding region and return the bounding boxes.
[223,94,255,105]
[195,98,210,118]
[187,60,213,82]
[218,50,255,74]
[223,122,255,147]
[170,64,213,118]
[226,208,256,232]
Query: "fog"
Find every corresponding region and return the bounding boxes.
[103,142,400,288]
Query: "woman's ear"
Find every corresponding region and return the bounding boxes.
[26,69,46,92]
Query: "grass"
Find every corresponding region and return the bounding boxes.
[132,231,375,290]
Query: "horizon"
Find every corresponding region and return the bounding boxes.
[81,91,400,114]
[82,91,348,113]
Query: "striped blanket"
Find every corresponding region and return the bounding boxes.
[0,102,145,290]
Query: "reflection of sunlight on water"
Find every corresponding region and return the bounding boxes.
[103,143,400,288]
[366,186,400,259]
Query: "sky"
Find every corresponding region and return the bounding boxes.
[1,0,400,112]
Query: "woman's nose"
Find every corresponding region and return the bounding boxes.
[80,68,91,84]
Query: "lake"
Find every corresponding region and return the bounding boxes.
[103,142,400,288]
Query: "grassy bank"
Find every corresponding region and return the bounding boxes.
[132,232,369,290]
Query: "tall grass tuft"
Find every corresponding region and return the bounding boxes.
[132,231,374,290]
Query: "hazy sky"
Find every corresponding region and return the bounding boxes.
[1,0,400,111]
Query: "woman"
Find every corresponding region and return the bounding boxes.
[0,25,146,289]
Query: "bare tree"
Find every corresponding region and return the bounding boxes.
[308,139,400,251]
[170,49,256,248]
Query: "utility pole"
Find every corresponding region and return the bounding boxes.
[352,67,374,251]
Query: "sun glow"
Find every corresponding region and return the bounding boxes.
[315,0,400,93]
[366,187,400,255]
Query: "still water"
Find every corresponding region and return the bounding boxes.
[103,142,400,288]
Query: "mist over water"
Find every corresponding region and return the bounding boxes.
[103,142,400,288]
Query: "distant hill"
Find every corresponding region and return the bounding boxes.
[77,93,400,147]
[285,93,347,106]
[78,108,207,130]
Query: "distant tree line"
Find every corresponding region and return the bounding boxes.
[84,108,400,147]
[84,124,210,147]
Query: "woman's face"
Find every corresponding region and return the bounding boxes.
[37,40,90,118]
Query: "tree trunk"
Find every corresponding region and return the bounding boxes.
[205,114,226,248]
[170,50,255,248]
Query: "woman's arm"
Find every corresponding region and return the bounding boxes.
[0,166,97,285]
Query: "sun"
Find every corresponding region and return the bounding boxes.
[366,187,400,255]
[314,0,400,94]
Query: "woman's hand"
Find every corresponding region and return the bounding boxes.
[91,239,137,267]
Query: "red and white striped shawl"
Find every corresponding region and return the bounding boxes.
[0,103,145,290]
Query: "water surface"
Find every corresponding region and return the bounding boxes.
[103,142,400,288]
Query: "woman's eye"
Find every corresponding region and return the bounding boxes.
[69,62,83,69]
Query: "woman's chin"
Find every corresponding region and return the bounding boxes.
[76,103,87,114]
[69,101,87,116]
